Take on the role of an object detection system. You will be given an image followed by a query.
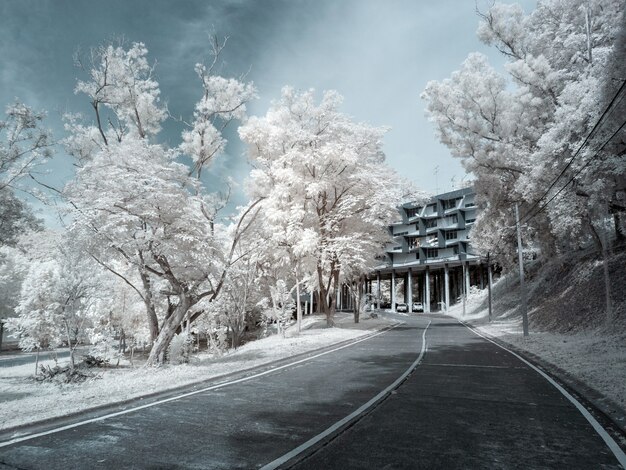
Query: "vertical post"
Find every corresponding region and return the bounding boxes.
[391,270,396,311]
[337,284,342,312]
[601,205,613,325]
[424,267,431,313]
[487,252,493,322]
[407,269,413,313]
[464,261,470,298]
[444,264,450,314]
[515,203,529,337]
[462,262,466,317]
[376,271,381,309]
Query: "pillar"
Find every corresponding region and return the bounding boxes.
[337,284,342,311]
[376,271,381,309]
[444,264,450,314]
[391,270,396,311]
[424,267,430,313]
[465,261,470,297]
[407,269,413,313]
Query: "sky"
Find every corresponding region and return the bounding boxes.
[0,0,536,225]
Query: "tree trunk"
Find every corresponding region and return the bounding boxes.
[145,295,192,366]
[614,212,625,243]
[139,270,159,344]
[295,272,302,334]
[0,320,4,353]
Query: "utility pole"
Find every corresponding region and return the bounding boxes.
[515,203,529,337]
[487,252,493,322]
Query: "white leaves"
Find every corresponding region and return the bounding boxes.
[75,41,167,140]
[423,0,626,263]
[240,87,413,293]
[0,101,53,191]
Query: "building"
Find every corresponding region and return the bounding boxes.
[367,186,490,313]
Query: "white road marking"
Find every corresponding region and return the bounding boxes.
[460,320,626,469]
[260,319,432,470]
[0,324,402,449]
[423,362,522,369]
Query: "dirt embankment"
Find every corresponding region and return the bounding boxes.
[476,247,626,333]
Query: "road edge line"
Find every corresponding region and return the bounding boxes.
[0,322,402,449]
[260,319,432,470]
[459,319,626,468]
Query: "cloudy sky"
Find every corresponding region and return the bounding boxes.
[0,0,535,223]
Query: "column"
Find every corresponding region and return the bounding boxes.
[391,270,396,311]
[465,261,470,297]
[424,267,431,313]
[376,271,381,309]
[444,264,450,314]
[337,284,342,311]
[407,269,413,313]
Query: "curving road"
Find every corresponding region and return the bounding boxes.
[0,313,623,469]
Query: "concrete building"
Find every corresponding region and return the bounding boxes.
[367,187,490,313]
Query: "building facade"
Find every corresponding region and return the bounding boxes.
[368,186,490,313]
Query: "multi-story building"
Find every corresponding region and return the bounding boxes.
[368,186,490,313]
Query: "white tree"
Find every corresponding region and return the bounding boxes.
[422,0,625,265]
[65,39,258,365]
[240,87,417,326]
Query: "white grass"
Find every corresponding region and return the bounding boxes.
[0,312,396,432]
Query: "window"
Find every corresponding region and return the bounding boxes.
[447,214,458,225]
[443,198,460,210]
[394,230,408,236]
[408,237,420,249]
[453,246,459,255]
[466,218,476,224]
[425,219,437,229]
[405,207,421,218]
[465,202,476,208]
[426,248,439,258]
[445,230,457,240]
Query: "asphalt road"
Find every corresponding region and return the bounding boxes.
[0,349,80,368]
[0,313,623,469]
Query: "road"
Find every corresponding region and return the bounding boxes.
[0,313,623,469]
[0,349,83,368]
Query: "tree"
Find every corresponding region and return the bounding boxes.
[0,101,53,193]
[65,39,258,365]
[240,87,416,326]
[422,0,625,266]
[5,232,106,371]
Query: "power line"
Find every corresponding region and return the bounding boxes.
[521,116,626,223]
[518,79,626,225]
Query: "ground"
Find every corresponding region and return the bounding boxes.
[0,312,395,432]
[1,250,625,442]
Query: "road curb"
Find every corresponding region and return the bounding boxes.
[0,321,401,444]
[459,320,626,452]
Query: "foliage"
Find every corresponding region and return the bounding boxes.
[240,87,420,325]
[422,0,626,266]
